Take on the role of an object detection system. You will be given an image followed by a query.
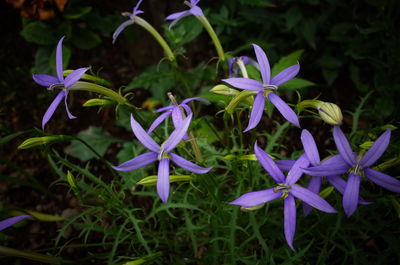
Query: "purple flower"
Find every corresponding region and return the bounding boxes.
[0,215,31,231]
[230,143,336,250]
[112,0,144,44]
[147,97,209,140]
[32,36,89,129]
[222,44,300,132]
[113,113,211,203]
[300,129,370,216]
[165,0,204,29]
[303,126,399,217]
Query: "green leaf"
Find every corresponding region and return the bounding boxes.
[286,7,302,30]
[271,50,304,76]
[165,16,203,46]
[63,6,92,19]
[64,126,118,162]
[20,22,57,45]
[279,78,315,90]
[34,47,52,75]
[71,27,101,50]
[300,19,317,49]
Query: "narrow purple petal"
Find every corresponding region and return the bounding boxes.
[132,0,143,13]
[301,162,350,177]
[327,175,371,205]
[190,6,204,16]
[364,168,400,193]
[64,92,76,119]
[166,11,190,29]
[112,20,133,44]
[268,93,300,127]
[32,74,59,87]
[130,115,160,152]
[227,58,235,76]
[229,188,282,207]
[333,126,355,166]
[359,130,391,167]
[181,97,209,105]
[42,90,66,129]
[243,92,265,132]
[56,36,65,81]
[286,154,309,185]
[284,194,296,251]
[163,114,192,152]
[64,67,90,88]
[254,142,285,184]
[0,215,31,231]
[169,153,211,174]
[222,77,263,91]
[270,63,300,86]
[171,107,184,129]
[291,185,337,213]
[321,154,347,165]
[155,105,174,113]
[180,104,192,116]
[343,173,361,217]
[157,158,170,203]
[112,152,158,171]
[302,176,322,216]
[301,129,320,166]
[252,44,271,84]
[275,160,295,171]
[147,111,171,134]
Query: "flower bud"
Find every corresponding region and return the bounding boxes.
[83,98,115,107]
[137,175,193,186]
[317,102,343,126]
[210,85,240,96]
[18,135,72,149]
[240,203,265,212]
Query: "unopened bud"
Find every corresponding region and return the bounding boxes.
[210,85,240,96]
[240,203,265,212]
[83,98,115,107]
[137,175,193,186]
[18,135,72,149]
[317,102,343,126]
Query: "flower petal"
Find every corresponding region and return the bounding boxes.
[275,160,295,171]
[284,194,296,251]
[190,6,204,16]
[147,111,171,134]
[229,188,282,207]
[112,20,133,44]
[302,176,322,216]
[130,114,160,152]
[252,44,271,84]
[291,185,337,213]
[163,114,192,152]
[326,175,371,205]
[333,126,355,166]
[222,77,263,91]
[270,63,300,86]
[286,154,309,185]
[154,105,174,113]
[364,168,400,193]
[268,93,300,127]
[301,129,320,166]
[42,90,66,130]
[64,67,90,88]
[243,91,265,132]
[112,152,158,171]
[166,11,190,29]
[0,215,31,231]
[302,162,350,177]
[32,74,59,87]
[343,173,361,217]
[64,92,76,119]
[171,107,184,129]
[254,142,285,184]
[170,153,211,174]
[181,97,209,105]
[359,129,391,167]
[157,158,170,203]
[56,36,65,81]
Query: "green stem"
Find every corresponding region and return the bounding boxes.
[69,81,127,105]
[134,17,177,65]
[196,15,225,62]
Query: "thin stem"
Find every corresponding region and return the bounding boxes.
[69,81,127,105]
[196,16,225,62]
[134,17,177,66]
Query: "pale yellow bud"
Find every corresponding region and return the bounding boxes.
[317,102,343,126]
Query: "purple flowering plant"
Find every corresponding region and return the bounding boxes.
[6,0,400,263]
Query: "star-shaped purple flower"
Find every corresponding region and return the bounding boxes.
[147,97,209,140]
[230,143,336,250]
[303,126,400,217]
[113,113,211,203]
[32,36,89,129]
[222,44,300,132]
[165,0,204,29]
[0,215,31,231]
[112,0,144,44]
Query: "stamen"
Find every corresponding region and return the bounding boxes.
[263,84,278,90]
[48,83,64,91]
[184,1,192,8]
[273,185,290,192]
